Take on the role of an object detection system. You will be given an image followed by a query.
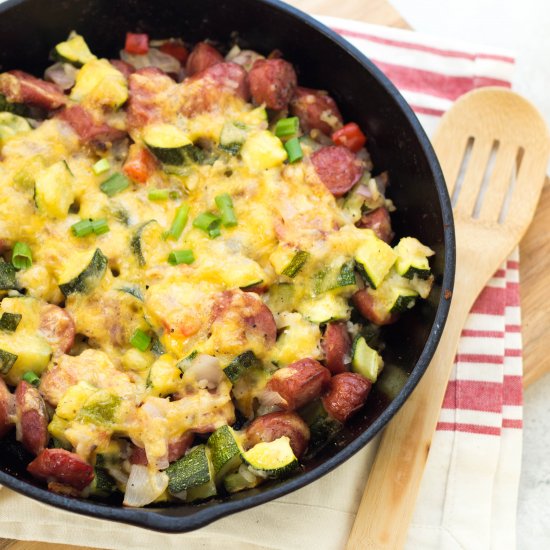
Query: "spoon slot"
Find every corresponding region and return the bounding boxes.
[472,140,500,219]
[450,136,474,206]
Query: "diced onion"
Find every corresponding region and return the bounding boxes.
[225,45,265,72]
[120,48,181,74]
[186,354,223,389]
[257,390,286,416]
[44,62,77,90]
[123,465,169,507]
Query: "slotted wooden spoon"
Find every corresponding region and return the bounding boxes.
[347,87,550,549]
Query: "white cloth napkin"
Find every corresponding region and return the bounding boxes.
[0,17,521,550]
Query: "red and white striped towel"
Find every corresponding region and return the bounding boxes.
[0,16,521,550]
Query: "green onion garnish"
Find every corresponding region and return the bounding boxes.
[91,218,110,235]
[166,204,189,240]
[168,249,195,265]
[12,242,32,270]
[92,158,110,175]
[100,172,130,197]
[148,189,170,201]
[284,137,303,163]
[275,116,299,138]
[22,371,40,387]
[193,212,221,239]
[215,193,238,227]
[71,219,94,238]
[130,329,151,352]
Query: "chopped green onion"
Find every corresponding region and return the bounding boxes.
[193,212,222,239]
[274,116,299,138]
[91,218,110,235]
[168,249,195,265]
[208,222,222,239]
[148,189,170,201]
[12,242,32,270]
[284,137,303,163]
[0,312,21,332]
[71,219,94,237]
[92,158,110,175]
[100,172,130,197]
[22,371,40,387]
[215,193,238,227]
[166,204,189,240]
[130,329,151,352]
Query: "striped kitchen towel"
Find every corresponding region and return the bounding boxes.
[0,16,521,550]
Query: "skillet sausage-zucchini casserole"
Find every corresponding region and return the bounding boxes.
[0,33,434,505]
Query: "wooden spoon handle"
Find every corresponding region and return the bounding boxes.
[346,296,472,549]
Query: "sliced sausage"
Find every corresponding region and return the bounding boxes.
[39,304,75,355]
[0,70,67,110]
[211,290,277,349]
[0,378,14,438]
[311,145,363,197]
[127,67,175,129]
[158,41,190,65]
[352,289,398,326]
[186,42,224,76]
[110,59,135,79]
[322,372,372,423]
[27,448,95,491]
[266,358,331,411]
[248,59,297,110]
[322,322,351,375]
[290,86,343,135]
[130,432,194,465]
[15,381,49,455]
[191,61,249,101]
[356,207,393,243]
[58,105,126,144]
[246,411,310,458]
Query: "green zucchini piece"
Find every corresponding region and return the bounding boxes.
[243,436,298,478]
[35,160,74,219]
[219,121,248,155]
[224,351,262,383]
[0,333,51,383]
[143,123,192,165]
[313,259,356,295]
[166,444,217,501]
[0,94,31,117]
[354,231,397,289]
[53,33,96,67]
[394,237,433,280]
[59,248,108,296]
[351,336,383,383]
[297,294,350,324]
[130,220,158,267]
[176,350,198,373]
[388,287,418,313]
[300,398,342,457]
[0,312,22,332]
[0,261,18,290]
[281,250,309,278]
[376,364,409,400]
[223,465,262,493]
[266,282,295,314]
[116,285,144,301]
[0,112,31,144]
[77,391,121,425]
[207,425,243,483]
[89,467,116,497]
[0,349,17,374]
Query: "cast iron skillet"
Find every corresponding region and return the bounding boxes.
[0,0,455,532]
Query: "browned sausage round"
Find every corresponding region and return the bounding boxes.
[15,381,49,456]
[352,289,399,326]
[130,431,194,465]
[266,358,331,411]
[39,304,75,355]
[0,378,14,439]
[212,289,277,348]
[290,86,343,135]
[311,145,363,197]
[246,411,310,458]
[27,448,94,491]
[191,62,250,101]
[322,322,351,375]
[322,372,372,423]
[356,206,393,244]
[0,70,67,110]
[59,105,126,144]
[186,42,224,76]
[248,59,297,110]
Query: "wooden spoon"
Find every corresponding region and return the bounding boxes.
[347,88,550,549]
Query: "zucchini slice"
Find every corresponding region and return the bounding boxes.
[166,444,217,501]
[300,398,343,457]
[0,332,52,384]
[89,467,116,498]
[297,294,350,324]
[219,121,248,155]
[243,436,298,478]
[0,94,31,117]
[53,33,96,67]
[143,123,193,165]
[207,425,243,483]
[394,237,433,280]
[35,160,74,219]
[130,220,160,267]
[0,312,22,332]
[0,112,31,144]
[58,248,108,296]
[266,283,295,314]
[0,261,18,290]
[351,336,383,383]
[354,231,397,289]
[224,464,262,493]
[0,349,17,374]
[223,351,262,383]
[313,259,357,295]
[369,279,419,316]
[281,250,310,278]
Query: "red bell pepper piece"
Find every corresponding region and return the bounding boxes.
[125,33,149,55]
[331,122,367,153]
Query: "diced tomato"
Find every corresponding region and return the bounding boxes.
[331,122,367,153]
[159,42,189,64]
[123,144,157,184]
[125,33,149,55]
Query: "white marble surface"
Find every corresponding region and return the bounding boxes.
[391,1,550,547]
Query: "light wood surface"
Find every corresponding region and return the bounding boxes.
[1,0,548,548]
[347,88,550,549]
